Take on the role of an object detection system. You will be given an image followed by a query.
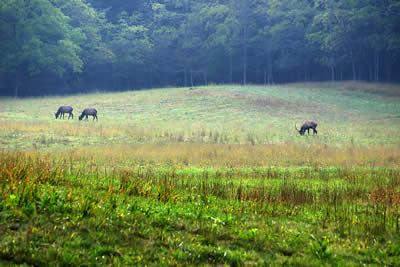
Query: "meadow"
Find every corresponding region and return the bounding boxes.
[1,82,400,265]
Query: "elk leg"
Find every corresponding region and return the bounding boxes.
[313,128,317,135]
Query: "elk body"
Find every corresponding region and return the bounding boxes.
[55,106,73,119]
[295,120,318,135]
[79,108,98,121]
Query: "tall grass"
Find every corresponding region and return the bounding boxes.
[1,151,400,265]
[55,143,400,168]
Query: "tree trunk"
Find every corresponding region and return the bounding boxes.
[241,6,248,86]
[386,53,392,81]
[111,63,116,90]
[229,53,233,84]
[350,48,356,80]
[14,84,18,98]
[242,44,247,85]
[267,51,274,84]
[264,70,267,85]
[13,23,20,98]
[369,64,373,81]
[150,68,153,89]
[184,67,187,87]
[375,51,379,82]
[14,65,21,98]
[127,75,131,90]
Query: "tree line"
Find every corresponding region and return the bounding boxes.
[1,0,399,96]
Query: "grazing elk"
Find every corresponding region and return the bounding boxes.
[79,108,98,121]
[295,120,318,135]
[55,106,73,119]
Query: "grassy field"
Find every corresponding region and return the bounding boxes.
[1,82,400,265]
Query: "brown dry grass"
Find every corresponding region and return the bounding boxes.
[49,143,400,168]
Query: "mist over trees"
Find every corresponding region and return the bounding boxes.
[1,0,399,96]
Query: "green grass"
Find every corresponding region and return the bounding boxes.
[1,82,400,265]
[1,82,399,151]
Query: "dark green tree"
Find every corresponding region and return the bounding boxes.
[0,0,84,96]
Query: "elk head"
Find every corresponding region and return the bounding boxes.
[295,123,303,135]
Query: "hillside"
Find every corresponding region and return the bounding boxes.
[1,82,399,152]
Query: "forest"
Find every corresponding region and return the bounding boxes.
[1,1,400,264]
[1,0,400,96]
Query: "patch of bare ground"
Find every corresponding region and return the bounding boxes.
[183,87,333,117]
[184,87,215,97]
[339,81,400,96]
[230,91,330,115]
[290,81,400,97]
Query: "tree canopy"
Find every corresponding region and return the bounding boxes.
[0,0,399,96]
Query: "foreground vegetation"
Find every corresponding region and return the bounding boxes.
[1,151,400,265]
[1,82,400,265]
